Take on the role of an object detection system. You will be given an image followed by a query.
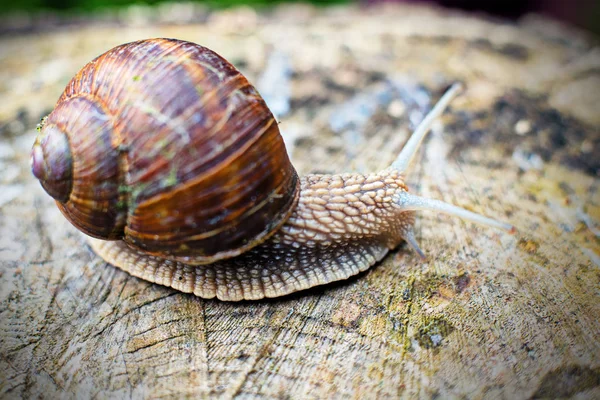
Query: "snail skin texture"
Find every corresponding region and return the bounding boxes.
[32,38,514,301]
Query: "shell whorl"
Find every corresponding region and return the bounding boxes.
[32,38,299,261]
[31,124,73,203]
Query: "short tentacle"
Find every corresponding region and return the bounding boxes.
[400,228,426,259]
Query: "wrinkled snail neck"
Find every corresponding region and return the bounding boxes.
[273,83,514,258]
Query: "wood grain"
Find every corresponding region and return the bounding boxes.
[1,3,599,398]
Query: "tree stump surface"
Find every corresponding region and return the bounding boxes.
[1,4,599,399]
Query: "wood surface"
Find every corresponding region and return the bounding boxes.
[1,3,599,399]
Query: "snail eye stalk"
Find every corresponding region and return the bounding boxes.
[395,191,515,233]
[390,82,464,174]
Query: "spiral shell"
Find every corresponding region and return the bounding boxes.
[31,38,300,264]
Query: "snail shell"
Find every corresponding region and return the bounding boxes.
[31,38,299,264]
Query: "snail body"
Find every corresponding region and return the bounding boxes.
[32,38,513,301]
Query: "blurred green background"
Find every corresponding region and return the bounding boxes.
[0,0,597,36]
[0,0,351,12]
[0,0,348,12]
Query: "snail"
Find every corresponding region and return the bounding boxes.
[31,38,514,301]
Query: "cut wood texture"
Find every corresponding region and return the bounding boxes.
[1,3,599,399]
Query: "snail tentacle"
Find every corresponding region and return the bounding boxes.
[394,191,515,232]
[400,228,426,260]
[390,82,464,173]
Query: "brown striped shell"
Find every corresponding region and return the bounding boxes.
[31,38,300,264]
